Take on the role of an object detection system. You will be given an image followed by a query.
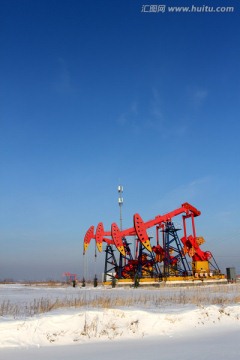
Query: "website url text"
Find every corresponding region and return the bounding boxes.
[141,4,235,13]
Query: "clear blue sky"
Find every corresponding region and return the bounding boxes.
[0,0,239,281]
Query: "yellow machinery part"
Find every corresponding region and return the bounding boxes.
[192,261,210,273]
[196,236,205,245]
[96,242,103,252]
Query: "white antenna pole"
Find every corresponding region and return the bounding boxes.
[118,185,123,230]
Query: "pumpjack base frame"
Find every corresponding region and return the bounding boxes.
[103,275,227,287]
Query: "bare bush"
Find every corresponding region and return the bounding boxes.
[1,283,239,318]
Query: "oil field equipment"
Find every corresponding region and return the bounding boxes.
[83,203,225,285]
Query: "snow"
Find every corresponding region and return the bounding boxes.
[0,283,239,359]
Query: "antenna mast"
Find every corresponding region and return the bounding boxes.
[118,185,123,230]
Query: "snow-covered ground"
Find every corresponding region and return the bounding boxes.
[0,283,239,359]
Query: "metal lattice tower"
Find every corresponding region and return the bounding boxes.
[118,185,123,230]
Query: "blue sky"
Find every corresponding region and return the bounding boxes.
[0,0,240,281]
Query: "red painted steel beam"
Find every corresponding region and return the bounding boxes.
[83,225,95,254]
[111,223,126,256]
[83,202,201,254]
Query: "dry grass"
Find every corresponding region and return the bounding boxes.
[0,300,21,318]
[0,283,239,318]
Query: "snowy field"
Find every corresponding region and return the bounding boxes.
[0,283,239,359]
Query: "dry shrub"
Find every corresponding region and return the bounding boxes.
[1,283,239,318]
